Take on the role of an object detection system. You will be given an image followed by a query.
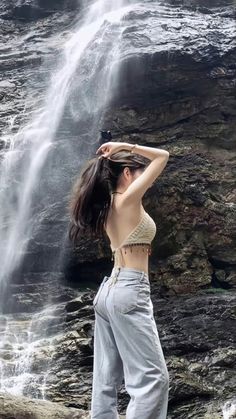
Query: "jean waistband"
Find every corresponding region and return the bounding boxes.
[108,266,149,287]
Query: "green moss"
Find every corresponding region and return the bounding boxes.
[203,288,232,294]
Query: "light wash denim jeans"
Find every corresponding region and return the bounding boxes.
[91,266,169,419]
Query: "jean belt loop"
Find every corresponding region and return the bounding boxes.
[109,267,120,288]
[140,270,146,283]
[103,275,109,284]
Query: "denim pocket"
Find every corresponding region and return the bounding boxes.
[113,282,141,314]
[93,276,108,307]
[137,284,151,308]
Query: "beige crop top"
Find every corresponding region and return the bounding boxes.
[110,207,157,267]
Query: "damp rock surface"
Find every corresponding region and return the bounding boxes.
[1,288,235,417]
[0,0,235,295]
[0,391,88,418]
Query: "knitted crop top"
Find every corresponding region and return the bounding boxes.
[110,207,157,267]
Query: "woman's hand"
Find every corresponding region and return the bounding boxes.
[96,142,129,159]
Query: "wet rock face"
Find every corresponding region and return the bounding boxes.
[60,0,236,296]
[1,288,235,417]
[0,391,88,418]
[1,0,79,21]
[99,0,236,295]
[167,0,235,7]
[0,0,235,295]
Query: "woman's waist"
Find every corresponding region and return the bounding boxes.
[112,244,152,261]
[111,243,152,254]
[110,266,149,282]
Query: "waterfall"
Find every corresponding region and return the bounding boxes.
[0,0,133,292]
[222,400,236,419]
[0,0,134,397]
[0,307,57,396]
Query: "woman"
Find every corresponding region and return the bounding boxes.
[68,140,170,419]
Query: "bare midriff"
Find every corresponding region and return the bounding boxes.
[111,244,151,275]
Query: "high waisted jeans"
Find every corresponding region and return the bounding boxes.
[91,266,169,419]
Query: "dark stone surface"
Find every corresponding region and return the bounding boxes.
[1,287,235,416]
[0,391,87,418]
[1,0,80,21]
[1,0,235,293]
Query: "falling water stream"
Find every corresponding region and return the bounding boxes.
[0,0,135,397]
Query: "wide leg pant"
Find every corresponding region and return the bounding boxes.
[91,267,169,419]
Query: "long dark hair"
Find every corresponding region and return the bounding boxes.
[68,150,149,244]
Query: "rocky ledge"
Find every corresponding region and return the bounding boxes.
[1,285,235,417]
[0,391,88,419]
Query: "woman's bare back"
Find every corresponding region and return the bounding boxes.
[105,195,150,273]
